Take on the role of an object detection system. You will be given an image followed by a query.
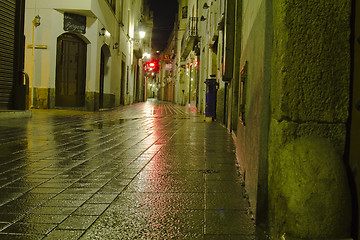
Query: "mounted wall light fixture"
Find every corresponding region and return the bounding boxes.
[200,16,207,21]
[113,42,119,49]
[203,3,209,9]
[99,27,106,36]
[139,31,146,39]
[33,15,41,27]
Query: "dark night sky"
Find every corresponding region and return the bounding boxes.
[149,0,178,52]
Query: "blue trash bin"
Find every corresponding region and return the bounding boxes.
[205,78,217,118]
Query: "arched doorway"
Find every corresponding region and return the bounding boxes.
[55,33,87,107]
[99,44,111,109]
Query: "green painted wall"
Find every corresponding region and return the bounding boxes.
[269,0,352,238]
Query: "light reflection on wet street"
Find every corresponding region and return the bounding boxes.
[0,100,258,239]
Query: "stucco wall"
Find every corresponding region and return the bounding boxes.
[25,0,140,110]
[235,0,271,227]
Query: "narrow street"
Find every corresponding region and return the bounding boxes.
[0,100,257,239]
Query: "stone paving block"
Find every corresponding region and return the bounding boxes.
[27,188,65,194]
[0,202,36,214]
[205,210,255,235]
[68,182,104,189]
[18,214,68,224]
[204,170,240,181]
[17,193,55,201]
[31,206,76,215]
[43,229,85,240]
[0,213,25,223]
[86,194,118,204]
[97,185,126,194]
[206,180,244,193]
[0,233,43,240]
[60,188,98,195]
[0,223,7,230]
[81,209,203,239]
[52,194,93,201]
[36,182,72,189]
[72,204,108,216]
[127,178,205,193]
[0,187,29,194]
[1,222,57,235]
[57,215,98,230]
[206,192,249,210]
[106,178,132,186]
[41,199,86,207]
[111,192,204,211]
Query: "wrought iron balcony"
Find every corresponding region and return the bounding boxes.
[181,17,198,59]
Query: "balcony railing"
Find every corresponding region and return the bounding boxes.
[181,17,198,59]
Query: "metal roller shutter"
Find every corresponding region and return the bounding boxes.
[0,0,15,109]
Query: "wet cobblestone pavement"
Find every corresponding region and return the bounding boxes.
[0,100,257,239]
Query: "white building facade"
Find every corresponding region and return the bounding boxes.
[24,0,151,111]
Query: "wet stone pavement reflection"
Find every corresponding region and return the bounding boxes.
[0,100,257,239]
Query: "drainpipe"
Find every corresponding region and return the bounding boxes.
[30,0,38,108]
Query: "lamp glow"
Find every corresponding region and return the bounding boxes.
[143,53,151,59]
[139,31,146,39]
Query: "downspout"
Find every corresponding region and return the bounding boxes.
[30,0,38,108]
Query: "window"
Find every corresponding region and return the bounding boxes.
[238,61,247,126]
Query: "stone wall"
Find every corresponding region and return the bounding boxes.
[268,0,352,238]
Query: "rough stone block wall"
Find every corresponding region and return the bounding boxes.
[271,1,351,123]
[268,0,353,238]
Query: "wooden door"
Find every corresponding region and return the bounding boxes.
[55,34,86,107]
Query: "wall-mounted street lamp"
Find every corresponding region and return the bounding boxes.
[139,31,146,39]
[99,28,111,37]
[33,15,41,27]
[143,52,151,59]
[99,27,106,36]
[200,16,207,21]
[113,42,119,49]
[203,3,209,9]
